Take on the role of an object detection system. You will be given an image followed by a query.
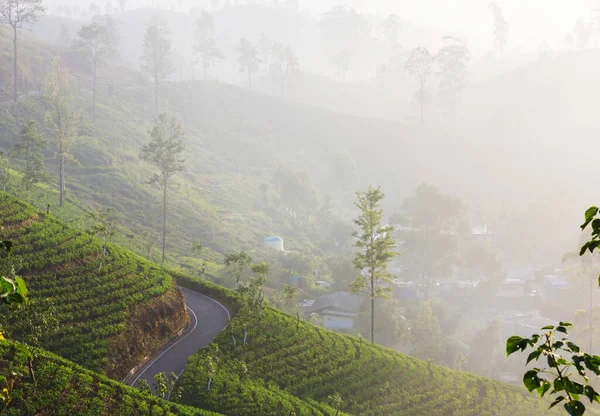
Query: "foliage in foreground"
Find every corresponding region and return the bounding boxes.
[507,323,600,416]
[507,206,600,416]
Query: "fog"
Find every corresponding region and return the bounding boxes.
[3,0,600,411]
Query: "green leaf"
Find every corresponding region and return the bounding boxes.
[567,342,581,353]
[537,380,552,398]
[549,396,565,409]
[564,400,585,416]
[541,325,555,330]
[583,207,599,226]
[584,385,598,404]
[527,350,542,364]
[507,336,524,356]
[564,378,584,395]
[583,355,600,376]
[523,370,541,392]
[556,326,568,334]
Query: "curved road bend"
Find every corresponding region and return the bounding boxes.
[128,288,230,391]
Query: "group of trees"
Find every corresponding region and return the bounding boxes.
[237,36,299,93]
[138,12,300,102]
[404,37,471,122]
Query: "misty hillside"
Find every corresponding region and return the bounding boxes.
[0,26,427,263]
[1,20,594,268]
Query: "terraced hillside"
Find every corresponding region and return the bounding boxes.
[0,192,188,378]
[0,340,220,416]
[174,287,563,416]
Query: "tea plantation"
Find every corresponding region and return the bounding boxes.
[0,340,221,416]
[0,192,189,378]
[175,292,564,416]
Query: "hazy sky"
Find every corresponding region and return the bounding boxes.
[47,0,597,48]
[316,0,595,46]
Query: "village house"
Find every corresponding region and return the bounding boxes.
[303,291,364,332]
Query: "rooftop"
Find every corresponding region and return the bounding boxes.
[304,291,365,315]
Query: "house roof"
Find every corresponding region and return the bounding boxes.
[507,264,536,281]
[304,291,365,315]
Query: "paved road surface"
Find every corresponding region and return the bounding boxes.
[127,288,230,392]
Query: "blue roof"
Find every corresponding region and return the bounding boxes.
[265,236,283,242]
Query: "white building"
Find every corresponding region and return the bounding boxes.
[264,236,284,251]
[303,291,364,332]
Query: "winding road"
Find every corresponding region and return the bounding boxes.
[127,287,230,391]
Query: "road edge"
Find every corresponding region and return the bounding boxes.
[122,286,231,387]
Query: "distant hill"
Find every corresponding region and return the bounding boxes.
[2,20,596,268]
[0,192,188,378]
[0,27,425,269]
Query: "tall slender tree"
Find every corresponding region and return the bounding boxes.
[257,33,272,72]
[45,55,81,208]
[270,43,299,96]
[11,120,48,193]
[224,250,253,288]
[489,2,508,60]
[405,47,434,124]
[382,14,401,46]
[350,185,398,345]
[141,22,175,116]
[436,36,470,109]
[73,22,117,124]
[237,38,260,90]
[139,113,185,264]
[573,18,591,50]
[193,11,223,80]
[319,6,370,77]
[0,0,46,102]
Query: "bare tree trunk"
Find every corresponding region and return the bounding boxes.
[12,25,18,102]
[420,85,424,125]
[92,60,97,124]
[25,146,30,193]
[59,155,64,208]
[154,77,159,117]
[371,275,375,345]
[161,177,167,264]
[590,275,594,353]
